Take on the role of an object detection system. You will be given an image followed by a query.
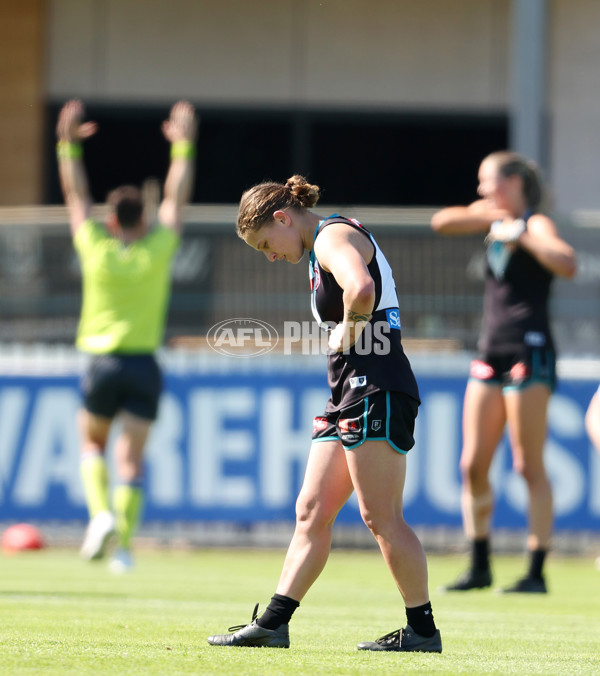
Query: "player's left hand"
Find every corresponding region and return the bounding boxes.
[328,318,371,353]
[486,218,526,245]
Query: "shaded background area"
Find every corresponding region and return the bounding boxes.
[44,104,507,207]
[1,207,597,357]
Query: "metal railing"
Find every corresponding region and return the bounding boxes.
[0,205,598,356]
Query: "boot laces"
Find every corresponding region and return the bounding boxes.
[228,603,259,632]
[375,628,403,646]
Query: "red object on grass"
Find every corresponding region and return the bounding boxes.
[2,523,45,552]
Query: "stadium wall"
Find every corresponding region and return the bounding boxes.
[0,0,44,205]
[37,0,600,213]
[4,2,600,212]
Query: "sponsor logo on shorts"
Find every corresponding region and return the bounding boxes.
[349,375,367,388]
[313,416,329,433]
[510,362,529,381]
[339,418,361,433]
[341,433,361,444]
[470,360,495,380]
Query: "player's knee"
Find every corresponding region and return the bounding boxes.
[294,495,331,531]
[459,457,486,486]
[360,511,379,536]
[359,505,396,538]
[116,463,142,484]
[82,440,106,455]
[512,455,544,484]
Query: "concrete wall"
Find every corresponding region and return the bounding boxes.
[46,0,509,108]
[0,0,44,205]
[2,0,598,212]
[550,0,600,212]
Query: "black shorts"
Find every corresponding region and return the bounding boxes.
[311,391,419,453]
[80,354,162,421]
[469,346,556,392]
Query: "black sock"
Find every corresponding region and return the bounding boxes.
[256,593,300,629]
[527,549,547,579]
[406,602,436,638]
[472,537,490,572]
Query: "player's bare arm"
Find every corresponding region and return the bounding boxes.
[431,200,510,236]
[314,224,375,351]
[56,100,98,235]
[158,101,199,234]
[517,215,577,279]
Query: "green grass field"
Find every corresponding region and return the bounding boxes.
[0,546,598,675]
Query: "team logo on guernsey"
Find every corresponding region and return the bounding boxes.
[386,309,401,330]
[310,264,321,291]
[510,362,529,381]
[349,375,367,389]
[470,360,495,380]
[313,417,329,433]
[486,239,512,280]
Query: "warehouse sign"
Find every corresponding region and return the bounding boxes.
[0,369,598,531]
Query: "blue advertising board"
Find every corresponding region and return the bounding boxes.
[0,360,599,532]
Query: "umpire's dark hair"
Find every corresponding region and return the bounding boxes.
[106,185,144,229]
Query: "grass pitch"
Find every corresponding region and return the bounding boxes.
[0,546,598,675]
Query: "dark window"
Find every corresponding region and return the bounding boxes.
[311,113,507,206]
[45,103,507,206]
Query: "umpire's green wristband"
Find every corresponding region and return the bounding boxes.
[56,141,83,160]
[171,140,196,160]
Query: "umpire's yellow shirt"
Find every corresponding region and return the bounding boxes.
[74,220,180,354]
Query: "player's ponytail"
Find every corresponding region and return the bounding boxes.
[237,175,321,237]
[486,151,544,211]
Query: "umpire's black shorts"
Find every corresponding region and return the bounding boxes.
[80,354,162,421]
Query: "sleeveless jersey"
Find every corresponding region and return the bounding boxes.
[309,215,420,411]
[479,212,554,356]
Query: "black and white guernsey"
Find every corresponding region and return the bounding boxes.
[309,215,420,412]
[481,211,555,357]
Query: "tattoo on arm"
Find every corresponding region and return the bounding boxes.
[346,310,371,322]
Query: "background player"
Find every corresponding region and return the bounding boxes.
[431,151,576,592]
